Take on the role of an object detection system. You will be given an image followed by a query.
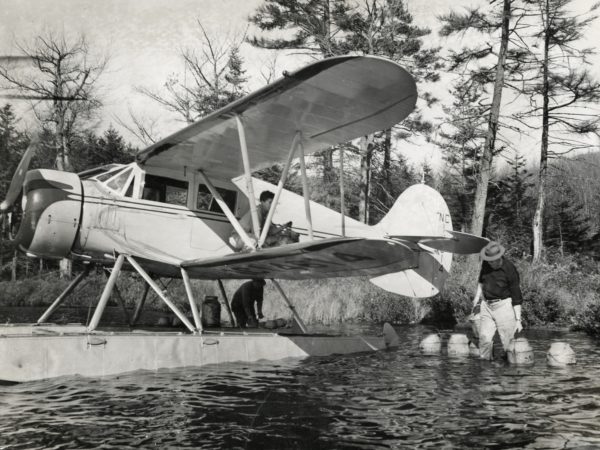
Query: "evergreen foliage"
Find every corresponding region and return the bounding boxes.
[486,152,535,254]
[71,127,136,172]
[437,80,487,231]
[545,183,592,254]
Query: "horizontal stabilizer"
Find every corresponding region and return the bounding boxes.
[181,237,417,280]
[390,231,488,255]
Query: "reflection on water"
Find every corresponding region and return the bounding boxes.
[0,326,599,449]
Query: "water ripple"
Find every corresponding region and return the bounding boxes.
[0,326,599,449]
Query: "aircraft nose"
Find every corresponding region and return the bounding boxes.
[14,169,83,259]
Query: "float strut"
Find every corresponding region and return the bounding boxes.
[258,131,300,248]
[37,265,90,324]
[235,114,260,241]
[102,268,133,328]
[297,140,314,240]
[270,279,308,334]
[131,281,151,326]
[198,170,256,250]
[217,279,236,327]
[126,256,196,333]
[88,255,125,332]
[339,148,346,237]
[181,268,202,332]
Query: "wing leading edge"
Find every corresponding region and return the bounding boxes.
[136,56,417,180]
[181,237,417,280]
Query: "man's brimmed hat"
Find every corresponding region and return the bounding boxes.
[480,241,505,261]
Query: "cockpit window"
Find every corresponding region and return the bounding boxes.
[79,164,122,180]
[197,184,237,214]
[142,174,188,206]
[106,168,133,192]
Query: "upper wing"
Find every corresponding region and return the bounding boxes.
[137,56,417,180]
[181,237,417,280]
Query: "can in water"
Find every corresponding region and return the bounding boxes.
[506,337,534,365]
[420,333,441,355]
[547,342,576,367]
[447,333,470,357]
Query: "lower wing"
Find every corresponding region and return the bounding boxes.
[181,237,417,280]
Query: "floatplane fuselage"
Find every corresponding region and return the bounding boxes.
[0,56,488,382]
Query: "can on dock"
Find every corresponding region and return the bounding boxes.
[202,295,221,327]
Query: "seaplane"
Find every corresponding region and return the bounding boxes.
[0,55,488,382]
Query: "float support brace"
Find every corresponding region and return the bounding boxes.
[259,131,300,248]
[297,140,314,240]
[339,148,346,237]
[88,255,125,332]
[270,279,308,334]
[102,268,132,327]
[181,268,202,332]
[198,170,256,251]
[126,256,196,333]
[217,279,236,327]
[131,281,151,325]
[235,114,260,241]
[37,266,90,324]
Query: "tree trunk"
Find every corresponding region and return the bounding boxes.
[358,135,374,224]
[383,128,392,192]
[322,150,334,183]
[59,257,73,279]
[465,0,512,286]
[532,0,550,263]
[11,250,16,281]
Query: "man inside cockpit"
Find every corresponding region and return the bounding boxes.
[230,190,298,251]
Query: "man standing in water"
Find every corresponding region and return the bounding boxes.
[471,241,524,360]
[231,279,266,328]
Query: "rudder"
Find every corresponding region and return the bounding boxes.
[371,184,453,298]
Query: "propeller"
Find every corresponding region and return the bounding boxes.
[0,55,34,63]
[0,94,87,101]
[0,56,87,102]
[0,134,38,212]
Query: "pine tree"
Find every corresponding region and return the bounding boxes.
[511,0,600,262]
[437,79,487,231]
[248,0,352,56]
[439,0,515,289]
[545,183,592,255]
[0,104,29,281]
[248,0,353,184]
[335,0,440,223]
[486,152,535,253]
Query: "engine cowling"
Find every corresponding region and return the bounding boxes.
[14,169,83,259]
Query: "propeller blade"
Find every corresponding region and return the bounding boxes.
[0,94,86,101]
[0,135,38,212]
[0,55,34,63]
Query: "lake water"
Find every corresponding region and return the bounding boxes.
[0,325,599,449]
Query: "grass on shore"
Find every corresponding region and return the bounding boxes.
[0,252,598,336]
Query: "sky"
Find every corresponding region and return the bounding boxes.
[0,0,599,170]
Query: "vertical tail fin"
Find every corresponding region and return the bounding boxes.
[370,184,453,298]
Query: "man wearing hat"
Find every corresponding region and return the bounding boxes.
[471,241,523,360]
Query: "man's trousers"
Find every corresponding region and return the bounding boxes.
[477,298,517,360]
